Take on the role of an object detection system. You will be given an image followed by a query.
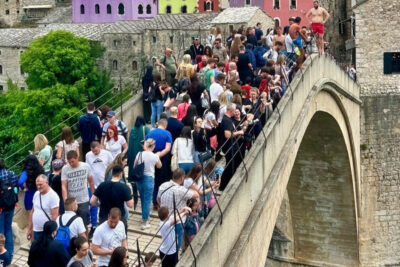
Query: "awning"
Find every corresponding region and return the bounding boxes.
[23,5,53,9]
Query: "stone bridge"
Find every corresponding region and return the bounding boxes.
[179,54,361,267]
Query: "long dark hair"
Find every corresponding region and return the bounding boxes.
[143,66,153,82]
[108,246,127,267]
[30,221,58,257]
[209,101,220,118]
[180,126,192,146]
[189,74,199,95]
[134,115,146,128]
[23,154,44,190]
[187,163,202,182]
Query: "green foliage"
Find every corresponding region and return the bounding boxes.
[1,30,115,172]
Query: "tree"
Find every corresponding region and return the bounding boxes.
[1,30,114,171]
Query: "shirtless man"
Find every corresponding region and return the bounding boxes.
[289,17,309,69]
[306,0,330,55]
[273,26,286,52]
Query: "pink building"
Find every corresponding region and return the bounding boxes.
[229,0,314,28]
[72,0,158,23]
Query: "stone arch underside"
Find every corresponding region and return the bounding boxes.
[285,111,358,266]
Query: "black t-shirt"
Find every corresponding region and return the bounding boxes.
[153,83,163,101]
[94,181,132,221]
[163,89,176,102]
[219,115,236,153]
[167,117,184,141]
[48,173,62,200]
[192,129,207,152]
[189,84,206,115]
[237,54,251,73]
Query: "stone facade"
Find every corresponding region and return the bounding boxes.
[158,0,197,14]
[0,0,21,26]
[0,46,26,91]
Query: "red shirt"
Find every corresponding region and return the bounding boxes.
[241,84,251,99]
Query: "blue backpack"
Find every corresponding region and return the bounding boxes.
[55,214,79,255]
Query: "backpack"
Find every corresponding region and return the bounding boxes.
[0,174,18,210]
[117,120,128,141]
[55,214,79,255]
[198,67,210,87]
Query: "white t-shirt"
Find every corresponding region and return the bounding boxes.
[209,83,224,103]
[159,220,176,255]
[171,137,195,163]
[218,106,227,123]
[204,111,216,130]
[56,140,79,162]
[135,151,159,177]
[32,189,59,232]
[61,162,92,204]
[86,150,114,188]
[183,177,204,192]
[285,34,295,53]
[92,220,126,267]
[104,135,126,158]
[57,211,86,239]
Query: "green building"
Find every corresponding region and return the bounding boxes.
[158,0,197,14]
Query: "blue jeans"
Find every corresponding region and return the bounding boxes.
[0,209,14,256]
[175,222,184,251]
[151,100,164,128]
[136,175,154,221]
[178,163,194,174]
[33,231,43,241]
[88,189,97,227]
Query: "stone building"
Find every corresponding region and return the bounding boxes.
[72,0,157,23]
[0,0,22,26]
[158,0,197,14]
[197,0,220,12]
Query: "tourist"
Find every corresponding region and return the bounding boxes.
[158,206,190,267]
[28,220,69,267]
[183,198,201,247]
[48,159,65,214]
[230,36,241,58]
[189,37,204,64]
[181,105,197,129]
[104,153,128,183]
[0,234,11,266]
[67,236,93,267]
[0,159,18,258]
[90,165,133,229]
[246,27,257,48]
[210,73,225,103]
[306,0,330,55]
[167,107,184,142]
[289,17,309,69]
[142,66,154,124]
[101,110,129,147]
[104,124,128,159]
[192,117,207,163]
[78,102,102,158]
[176,54,195,81]
[57,197,86,241]
[145,118,172,209]
[255,22,263,41]
[33,134,52,176]
[283,17,295,35]
[155,48,178,87]
[200,58,215,93]
[171,126,195,173]
[56,126,80,163]
[237,45,253,83]
[27,174,59,241]
[206,27,216,48]
[61,151,95,229]
[177,95,190,122]
[92,208,127,267]
[161,82,176,116]
[134,138,161,229]
[149,73,164,128]
[108,246,128,267]
[203,101,219,151]
[212,38,227,63]
[273,26,286,52]
[188,74,209,116]
[157,168,199,251]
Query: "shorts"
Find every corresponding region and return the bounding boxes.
[311,23,324,34]
[77,202,90,226]
[292,34,303,48]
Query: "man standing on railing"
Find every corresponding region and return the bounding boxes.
[289,17,309,70]
[305,0,330,55]
[78,102,102,159]
[0,158,18,259]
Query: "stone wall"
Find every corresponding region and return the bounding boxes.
[359,95,400,266]
[0,0,21,26]
[0,46,27,91]
[354,0,400,95]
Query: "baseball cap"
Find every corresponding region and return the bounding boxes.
[52,159,64,171]
[106,110,116,117]
[193,36,200,40]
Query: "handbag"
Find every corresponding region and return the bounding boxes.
[129,152,144,182]
[201,93,209,109]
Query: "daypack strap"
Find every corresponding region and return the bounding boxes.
[66,215,79,227]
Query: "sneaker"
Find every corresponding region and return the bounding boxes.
[89,227,96,240]
[140,223,151,230]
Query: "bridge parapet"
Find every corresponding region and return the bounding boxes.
[179,54,361,267]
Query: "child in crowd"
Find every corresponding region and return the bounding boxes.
[0,234,11,267]
[184,198,201,247]
[158,206,190,267]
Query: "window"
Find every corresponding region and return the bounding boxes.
[5,10,9,15]
[20,66,24,75]
[112,60,118,70]
[20,87,25,90]
[146,4,151,14]
[169,36,173,43]
[181,5,187,13]
[138,4,143,14]
[0,65,2,75]
[166,5,171,13]
[245,0,251,5]
[132,61,137,70]
[95,4,100,14]
[113,40,120,47]
[0,50,1,55]
[152,36,156,43]
[107,4,111,14]
[274,0,280,9]
[290,0,296,9]
[118,3,124,15]
[80,4,85,14]
[384,52,400,74]
[132,40,136,46]
[0,85,3,91]
[205,1,212,11]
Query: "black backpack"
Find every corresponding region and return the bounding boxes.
[0,174,18,210]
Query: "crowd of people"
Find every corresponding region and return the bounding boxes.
[0,2,334,267]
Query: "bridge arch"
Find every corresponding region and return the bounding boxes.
[179,55,361,267]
